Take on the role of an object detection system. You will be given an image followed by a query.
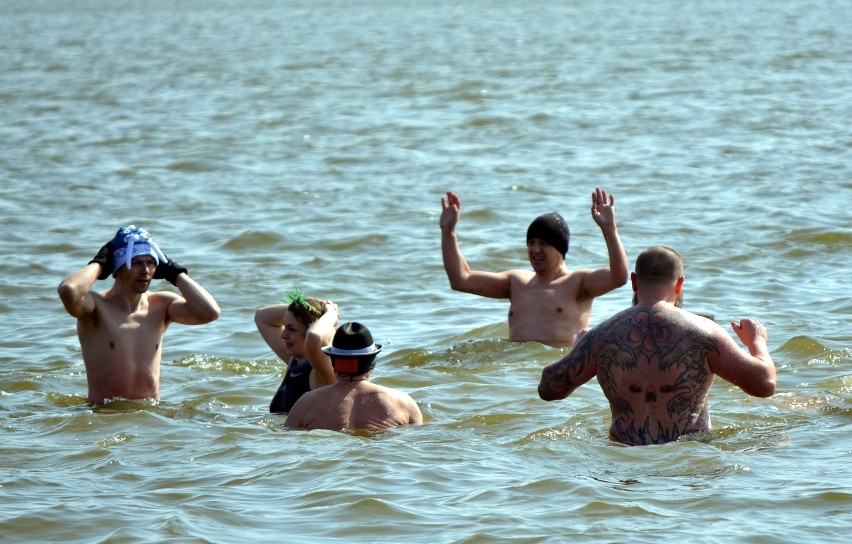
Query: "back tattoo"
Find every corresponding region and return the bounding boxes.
[584,307,719,444]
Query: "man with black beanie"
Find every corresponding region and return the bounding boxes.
[440,187,628,347]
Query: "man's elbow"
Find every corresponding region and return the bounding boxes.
[446,276,471,293]
[612,268,629,288]
[538,375,578,401]
[538,382,558,401]
[738,373,776,398]
[448,280,466,293]
[57,283,84,316]
[57,282,72,303]
[443,271,466,292]
[750,378,776,398]
[199,304,221,324]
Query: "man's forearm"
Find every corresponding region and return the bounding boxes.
[602,226,628,284]
[175,275,220,322]
[441,230,470,287]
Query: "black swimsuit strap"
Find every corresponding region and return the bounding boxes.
[288,357,312,375]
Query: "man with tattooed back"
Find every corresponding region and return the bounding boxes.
[538,246,776,445]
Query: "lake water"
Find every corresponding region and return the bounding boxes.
[1,1,850,542]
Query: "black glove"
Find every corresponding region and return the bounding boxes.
[153,255,188,286]
[88,242,114,280]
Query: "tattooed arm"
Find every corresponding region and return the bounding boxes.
[538,331,599,401]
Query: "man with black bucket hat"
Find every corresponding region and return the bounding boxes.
[440,187,628,347]
[284,322,423,431]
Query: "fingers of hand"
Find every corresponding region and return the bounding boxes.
[591,187,614,207]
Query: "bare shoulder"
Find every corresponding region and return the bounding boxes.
[134,291,183,326]
[369,382,412,403]
[148,290,182,304]
[505,268,536,282]
[88,290,108,306]
[75,291,108,325]
[380,384,422,423]
[553,268,588,286]
[557,267,594,294]
[677,310,730,344]
[389,384,416,402]
[147,290,183,314]
[296,387,324,407]
[698,316,745,360]
[501,269,534,294]
[284,387,323,426]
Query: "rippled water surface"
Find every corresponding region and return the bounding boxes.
[1,1,850,542]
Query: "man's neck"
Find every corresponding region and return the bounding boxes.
[634,292,678,307]
[106,283,146,312]
[534,262,568,282]
[335,373,372,384]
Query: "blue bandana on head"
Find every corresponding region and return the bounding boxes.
[111,225,167,274]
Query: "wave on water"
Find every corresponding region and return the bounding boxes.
[170,353,272,374]
[222,229,283,250]
[166,158,231,172]
[779,335,833,357]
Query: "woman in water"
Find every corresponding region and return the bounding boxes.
[255,289,339,413]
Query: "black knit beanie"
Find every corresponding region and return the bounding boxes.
[526,212,569,257]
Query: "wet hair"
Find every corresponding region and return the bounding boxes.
[634,246,683,285]
[283,288,324,329]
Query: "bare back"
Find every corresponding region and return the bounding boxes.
[541,305,724,445]
[78,291,176,404]
[590,306,718,444]
[285,380,423,431]
[507,269,593,346]
[539,247,776,446]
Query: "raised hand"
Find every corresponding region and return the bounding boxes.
[440,190,462,232]
[324,301,340,325]
[153,254,188,286]
[731,318,768,346]
[88,241,114,280]
[590,187,617,230]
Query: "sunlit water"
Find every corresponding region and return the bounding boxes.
[1,1,850,542]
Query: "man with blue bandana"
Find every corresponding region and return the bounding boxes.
[440,187,629,347]
[58,225,221,405]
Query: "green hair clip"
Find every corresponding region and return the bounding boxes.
[283,287,307,306]
[283,287,321,317]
